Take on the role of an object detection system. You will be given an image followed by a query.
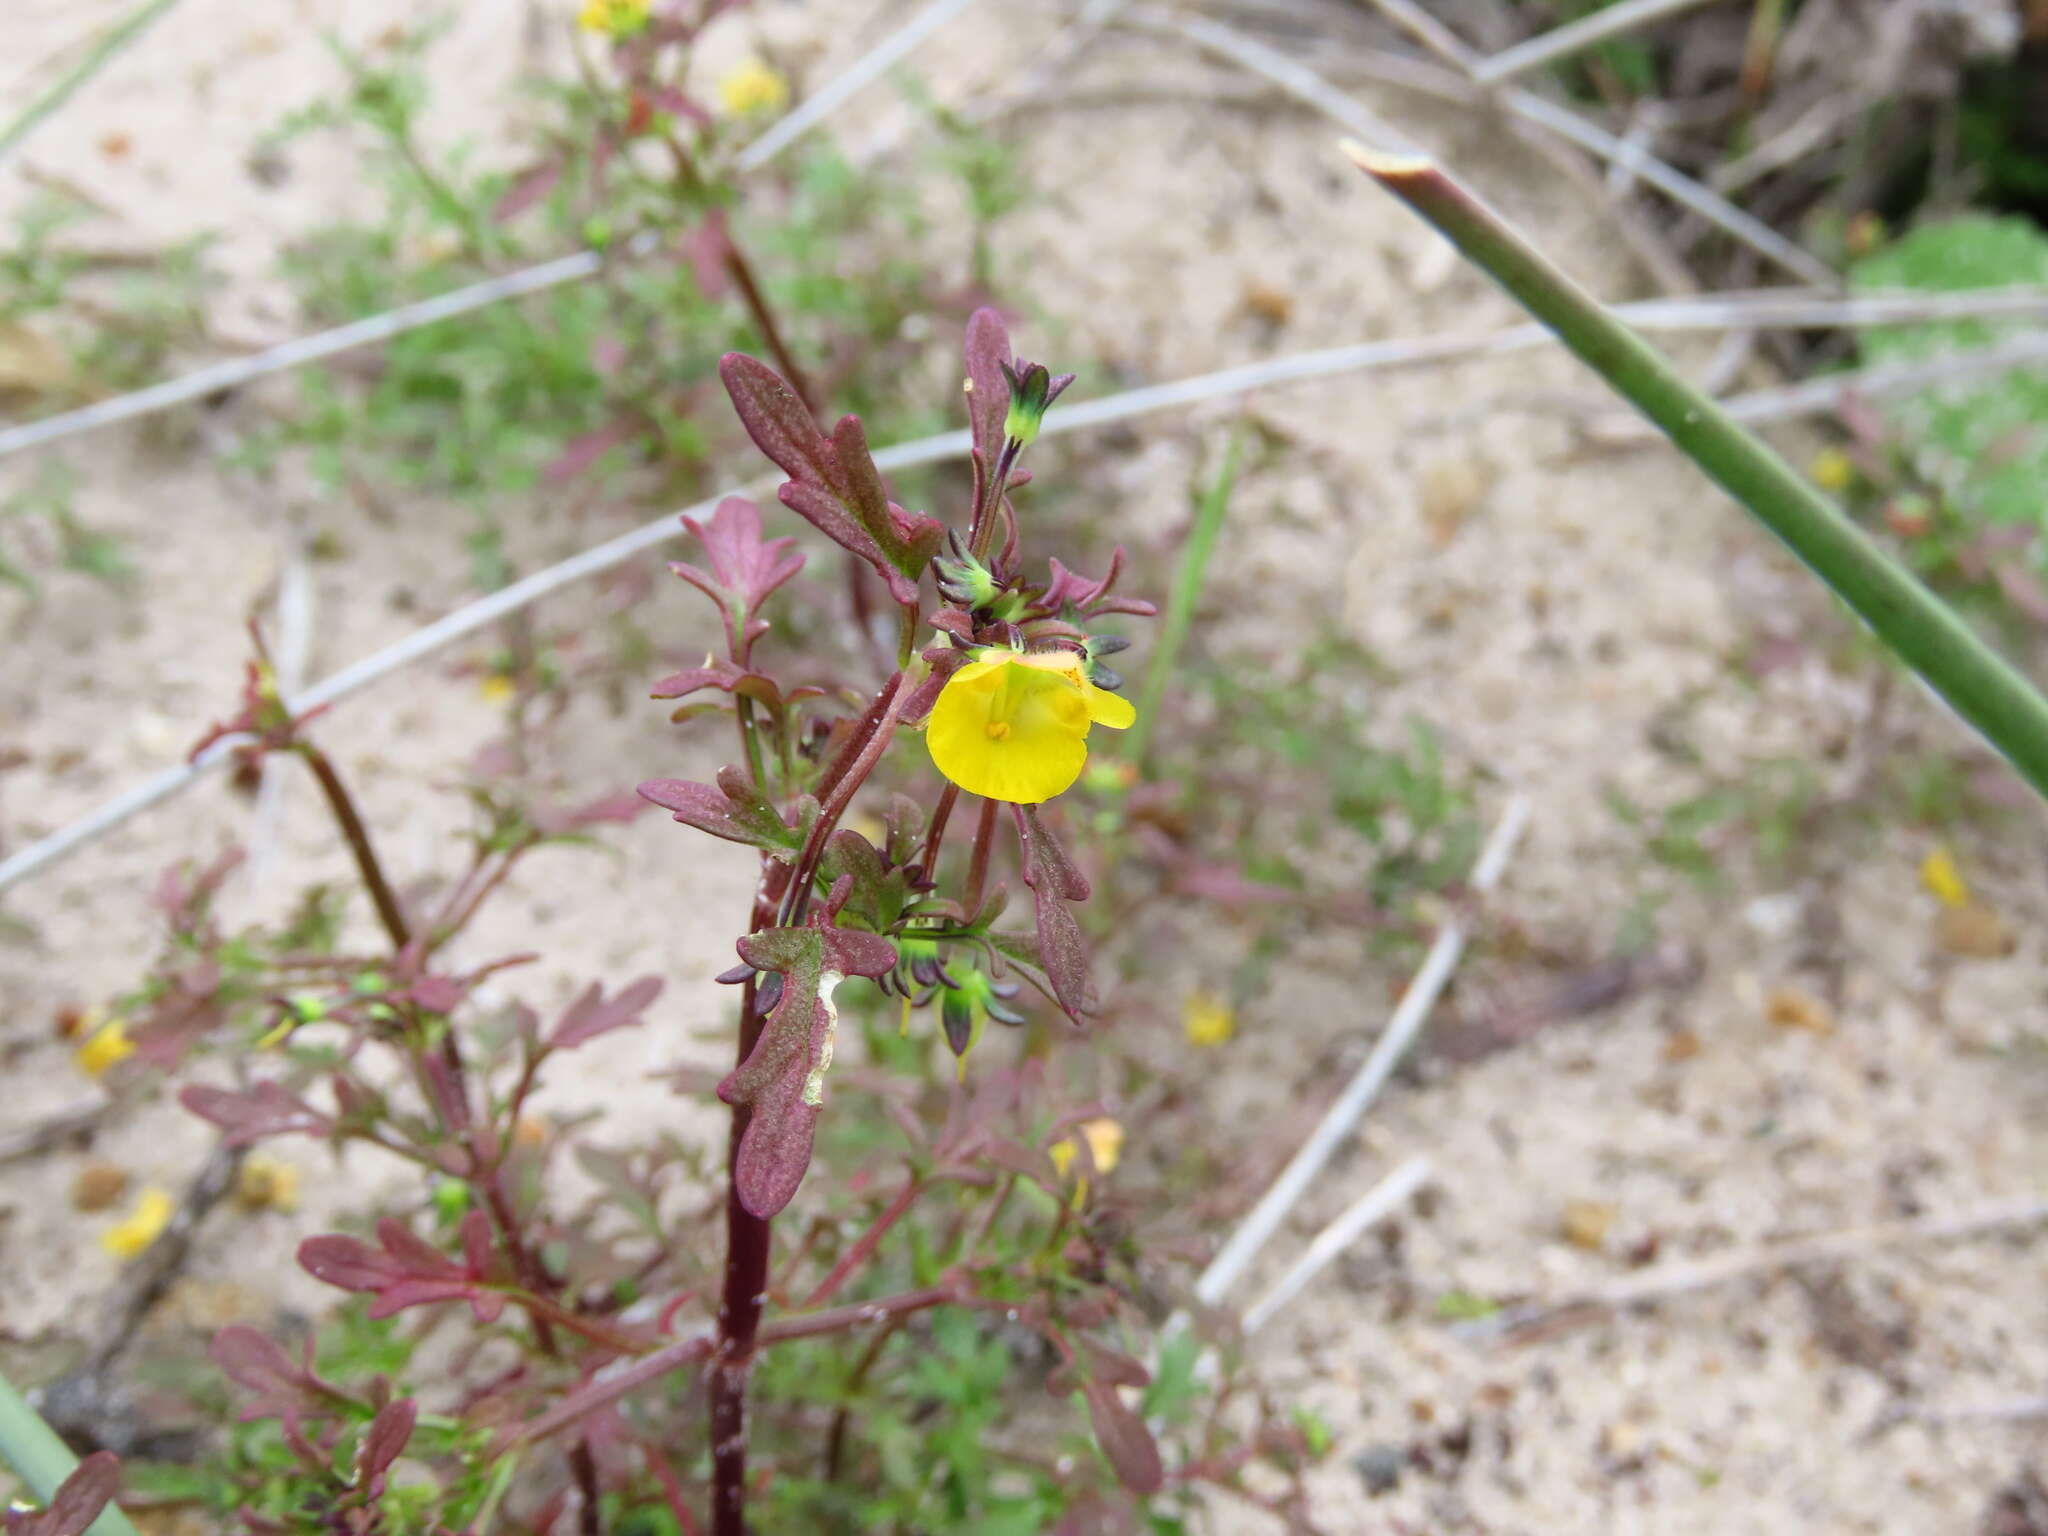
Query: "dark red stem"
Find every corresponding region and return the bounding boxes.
[298,742,410,952]
[800,1175,925,1310]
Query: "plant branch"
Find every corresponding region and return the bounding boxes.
[1350,144,2048,805]
[297,742,410,952]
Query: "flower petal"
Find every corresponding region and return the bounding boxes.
[1084,684,1135,730]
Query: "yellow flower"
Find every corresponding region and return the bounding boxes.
[480,673,516,706]
[102,1187,173,1259]
[1921,846,1969,909]
[235,1156,300,1214]
[718,59,789,118]
[75,1019,134,1077]
[578,0,650,37]
[1809,447,1854,494]
[926,648,1135,804]
[1049,1117,1124,1180]
[1182,990,1235,1047]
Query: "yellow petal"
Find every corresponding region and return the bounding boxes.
[1182,990,1235,1047]
[75,1020,134,1077]
[1084,683,1135,730]
[102,1187,173,1259]
[1920,847,1969,909]
[927,653,1092,803]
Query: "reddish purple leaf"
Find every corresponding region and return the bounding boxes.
[638,764,809,854]
[299,1212,505,1323]
[649,657,781,710]
[718,352,945,604]
[3,1452,122,1536]
[210,1324,354,1430]
[1014,805,1093,1021]
[543,418,642,484]
[718,913,898,1217]
[493,161,562,223]
[670,496,806,660]
[358,1398,418,1487]
[964,306,1013,467]
[180,1081,333,1146]
[680,205,734,298]
[548,976,663,1050]
[1081,1381,1164,1495]
[1042,550,1157,620]
[528,789,649,836]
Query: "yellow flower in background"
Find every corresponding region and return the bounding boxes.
[578,0,650,37]
[1921,846,1970,909]
[102,1187,173,1259]
[1049,1117,1124,1180]
[718,59,789,118]
[75,1019,134,1077]
[1809,447,1855,494]
[1182,990,1235,1047]
[235,1156,300,1214]
[480,673,517,706]
[927,648,1135,803]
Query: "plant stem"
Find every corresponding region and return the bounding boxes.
[0,1370,142,1536]
[801,1175,925,1310]
[1349,144,2048,806]
[709,854,794,1536]
[0,0,185,163]
[821,1318,903,1484]
[961,797,1000,917]
[297,742,411,951]
[1127,429,1241,771]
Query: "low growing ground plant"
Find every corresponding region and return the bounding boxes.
[9,311,1328,1535]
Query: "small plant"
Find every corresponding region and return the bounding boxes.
[9,312,1334,1534]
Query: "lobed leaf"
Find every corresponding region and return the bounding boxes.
[638,764,810,855]
[180,1082,333,1146]
[718,352,946,604]
[1014,807,1093,1020]
[719,915,897,1217]
[548,975,664,1050]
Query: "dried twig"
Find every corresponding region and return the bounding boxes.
[80,1143,245,1375]
[1193,794,1531,1309]
[1240,1156,1433,1334]
[1349,0,1837,285]
[0,1097,110,1165]
[1473,1193,2048,1342]
[1471,0,1723,85]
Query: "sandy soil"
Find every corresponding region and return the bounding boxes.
[6,1,2048,1532]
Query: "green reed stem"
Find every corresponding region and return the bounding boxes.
[0,1369,141,1536]
[1128,429,1242,771]
[1347,142,2048,806]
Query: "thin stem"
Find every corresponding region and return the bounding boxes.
[1350,144,2048,806]
[782,676,910,929]
[918,782,960,883]
[961,797,1000,917]
[734,696,769,792]
[711,971,774,1536]
[821,1318,904,1484]
[801,1176,925,1310]
[297,742,410,952]
[0,0,186,162]
[708,850,794,1536]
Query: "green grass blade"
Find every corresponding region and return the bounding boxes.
[1346,141,2048,806]
[1128,430,1243,771]
[0,1370,142,1536]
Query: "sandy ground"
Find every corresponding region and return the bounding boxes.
[6,1,2048,1532]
